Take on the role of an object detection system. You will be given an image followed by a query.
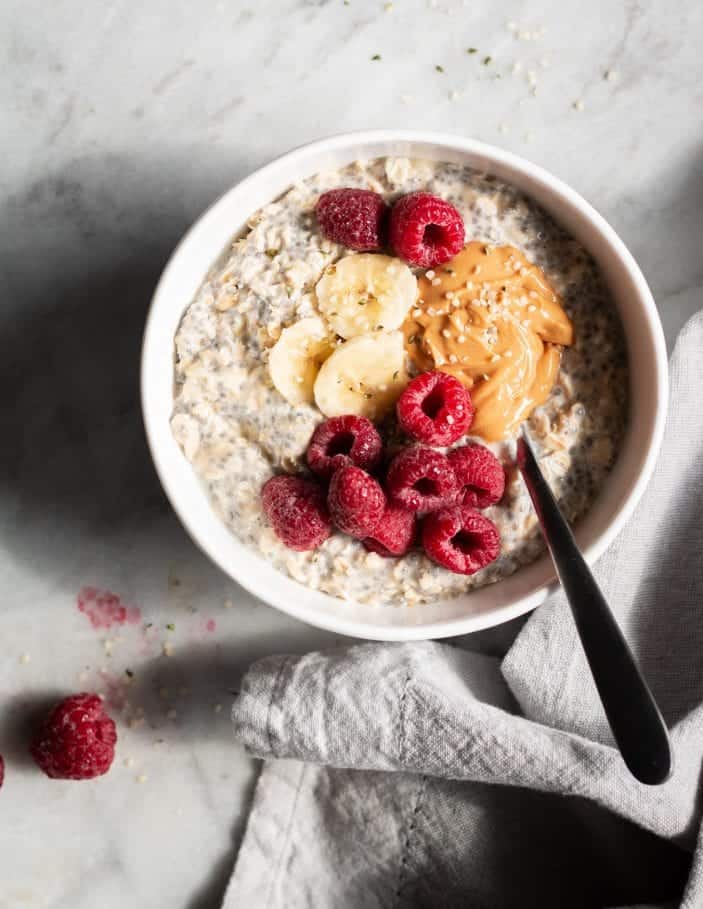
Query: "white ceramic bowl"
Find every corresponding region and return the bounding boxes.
[141,130,667,641]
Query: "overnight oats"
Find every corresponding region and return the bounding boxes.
[170,157,628,606]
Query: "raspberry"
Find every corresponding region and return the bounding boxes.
[30,694,117,780]
[422,506,500,575]
[307,415,383,480]
[389,192,465,268]
[397,371,474,446]
[327,465,385,538]
[316,188,388,251]
[261,475,332,551]
[386,446,458,513]
[363,503,416,557]
[448,444,505,508]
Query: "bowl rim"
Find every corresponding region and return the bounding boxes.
[141,128,668,641]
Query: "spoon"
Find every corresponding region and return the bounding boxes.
[516,429,673,785]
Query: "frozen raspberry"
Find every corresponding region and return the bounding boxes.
[327,465,385,538]
[307,415,383,480]
[389,192,465,268]
[386,446,458,513]
[422,506,500,575]
[397,371,474,446]
[30,694,117,780]
[448,444,505,508]
[261,475,332,551]
[316,188,388,251]
[363,503,416,557]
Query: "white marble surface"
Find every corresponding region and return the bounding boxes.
[1,1,702,906]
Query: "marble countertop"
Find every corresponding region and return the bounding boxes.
[2,0,702,906]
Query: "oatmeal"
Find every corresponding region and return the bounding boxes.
[171,157,628,606]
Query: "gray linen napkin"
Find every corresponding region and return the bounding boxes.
[225,311,703,909]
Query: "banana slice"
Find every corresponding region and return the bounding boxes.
[314,331,409,420]
[268,317,335,406]
[316,254,417,339]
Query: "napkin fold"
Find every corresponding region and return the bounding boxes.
[225,312,703,909]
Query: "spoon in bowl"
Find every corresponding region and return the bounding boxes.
[516,429,673,785]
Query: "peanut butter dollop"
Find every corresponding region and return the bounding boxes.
[402,242,574,441]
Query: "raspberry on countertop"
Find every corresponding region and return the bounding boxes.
[30,693,117,780]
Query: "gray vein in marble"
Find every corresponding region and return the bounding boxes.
[153,59,196,96]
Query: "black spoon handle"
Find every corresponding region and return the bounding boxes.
[517,434,672,785]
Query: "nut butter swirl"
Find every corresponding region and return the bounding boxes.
[402,241,574,441]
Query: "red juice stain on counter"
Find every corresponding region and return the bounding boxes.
[77,586,141,630]
[97,669,131,712]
